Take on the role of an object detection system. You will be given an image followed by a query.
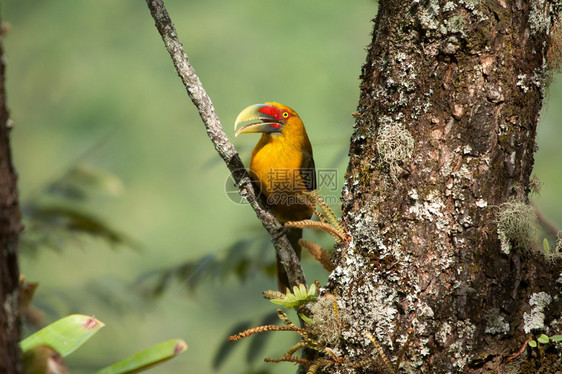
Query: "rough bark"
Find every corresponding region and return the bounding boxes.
[331,1,562,372]
[0,23,22,374]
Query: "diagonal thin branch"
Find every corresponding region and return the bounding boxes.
[145,0,305,287]
[533,204,561,239]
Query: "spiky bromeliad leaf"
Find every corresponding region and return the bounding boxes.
[94,339,187,374]
[47,163,124,201]
[269,283,317,309]
[20,314,104,357]
[29,206,131,246]
[21,204,136,258]
[20,162,134,255]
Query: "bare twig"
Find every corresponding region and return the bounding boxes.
[145,0,305,288]
[533,204,561,239]
[503,337,532,366]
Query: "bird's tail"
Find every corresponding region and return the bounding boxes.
[277,228,302,292]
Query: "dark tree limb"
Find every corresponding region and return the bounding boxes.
[144,0,305,288]
[0,21,23,374]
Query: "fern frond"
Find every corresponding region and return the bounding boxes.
[269,283,318,309]
[286,341,307,357]
[228,325,305,341]
[286,220,347,244]
[394,329,414,372]
[263,290,285,300]
[314,207,329,225]
[306,360,325,374]
[312,191,345,234]
[365,331,395,374]
[324,347,344,363]
[299,239,334,272]
[294,191,349,244]
[277,309,299,329]
[349,358,376,369]
[264,356,313,365]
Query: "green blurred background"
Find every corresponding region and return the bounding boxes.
[3,1,561,373]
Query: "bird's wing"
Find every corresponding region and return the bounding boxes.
[300,151,316,191]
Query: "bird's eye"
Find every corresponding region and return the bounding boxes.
[282,112,289,119]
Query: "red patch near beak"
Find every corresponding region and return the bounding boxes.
[258,105,281,121]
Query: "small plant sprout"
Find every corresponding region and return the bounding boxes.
[541,237,562,262]
[543,238,551,255]
[528,333,562,348]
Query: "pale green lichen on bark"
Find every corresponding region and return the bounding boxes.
[484,308,510,335]
[523,291,552,333]
[529,0,553,35]
[376,122,414,182]
[3,291,18,331]
[309,297,352,347]
[496,199,539,254]
[455,324,477,370]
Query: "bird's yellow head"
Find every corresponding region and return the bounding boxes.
[234,102,304,138]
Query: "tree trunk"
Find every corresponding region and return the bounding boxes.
[332,1,562,372]
[0,23,22,374]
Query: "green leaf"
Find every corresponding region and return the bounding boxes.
[20,314,104,357]
[543,238,551,255]
[68,164,124,196]
[269,283,317,309]
[550,335,562,342]
[528,340,537,348]
[48,163,124,199]
[537,334,550,344]
[95,339,187,374]
[30,205,132,247]
[298,313,313,325]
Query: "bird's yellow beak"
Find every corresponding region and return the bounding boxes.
[234,104,283,137]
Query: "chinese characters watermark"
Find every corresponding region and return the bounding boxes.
[224,168,339,205]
